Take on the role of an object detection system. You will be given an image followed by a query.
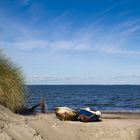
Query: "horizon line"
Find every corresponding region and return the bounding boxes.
[25,84,140,86]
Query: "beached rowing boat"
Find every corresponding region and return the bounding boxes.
[54,107,79,121]
[79,107,102,122]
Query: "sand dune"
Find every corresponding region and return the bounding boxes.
[0,105,140,140]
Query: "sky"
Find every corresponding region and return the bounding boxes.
[0,0,140,85]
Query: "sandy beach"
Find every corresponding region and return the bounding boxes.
[0,105,140,140]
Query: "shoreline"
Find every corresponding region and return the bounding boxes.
[47,110,140,115]
[47,110,140,120]
[48,110,140,113]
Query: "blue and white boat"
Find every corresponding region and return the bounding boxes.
[79,107,102,122]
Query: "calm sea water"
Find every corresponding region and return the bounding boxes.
[26,85,140,112]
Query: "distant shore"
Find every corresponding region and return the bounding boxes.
[0,105,140,140]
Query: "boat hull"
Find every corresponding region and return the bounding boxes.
[79,109,101,122]
[55,107,78,121]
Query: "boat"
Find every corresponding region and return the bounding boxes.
[79,107,102,122]
[54,107,79,121]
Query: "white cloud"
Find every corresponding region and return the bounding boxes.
[27,74,140,84]
[0,40,49,52]
[51,12,69,24]
[112,75,140,79]
[13,40,49,51]
[28,75,96,83]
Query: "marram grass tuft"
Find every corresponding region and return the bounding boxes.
[0,50,26,113]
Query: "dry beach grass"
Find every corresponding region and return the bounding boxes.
[0,50,26,113]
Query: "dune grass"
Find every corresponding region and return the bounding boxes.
[0,50,26,113]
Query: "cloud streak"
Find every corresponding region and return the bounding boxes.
[19,0,32,5]
[9,18,140,55]
[0,1,140,56]
[13,40,49,51]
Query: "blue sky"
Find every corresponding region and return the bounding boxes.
[0,0,140,84]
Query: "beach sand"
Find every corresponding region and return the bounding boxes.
[0,105,140,140]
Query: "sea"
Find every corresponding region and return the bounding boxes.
[26,85,140,112]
